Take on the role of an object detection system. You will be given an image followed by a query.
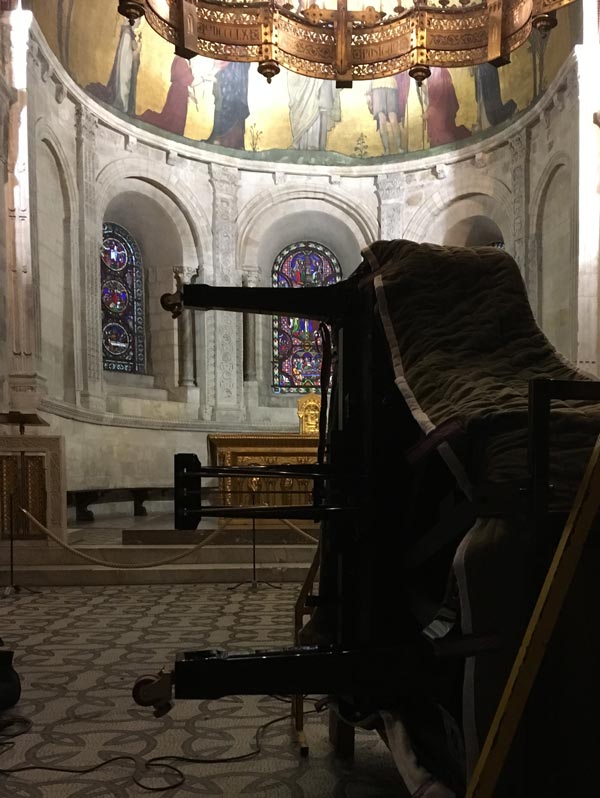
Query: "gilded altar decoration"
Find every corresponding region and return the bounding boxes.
[207,433,318,525]
[118,0,578,85]
[297,394,321,434]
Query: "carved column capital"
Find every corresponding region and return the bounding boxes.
[376,172,405,239]
[75,104,98,141]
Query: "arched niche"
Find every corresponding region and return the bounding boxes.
[241,207,366,411]
[103,189,185,394]
[238,189,377,283]
[254,210,364,284]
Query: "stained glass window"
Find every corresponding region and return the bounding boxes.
[101,222,146,373]
[272,241,342,394]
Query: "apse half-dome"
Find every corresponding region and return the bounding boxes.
[30,0,580,163]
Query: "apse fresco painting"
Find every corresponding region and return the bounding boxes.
[272,243,341,393]
[32,1,580,161]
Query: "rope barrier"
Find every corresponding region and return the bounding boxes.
[20,508,222,570]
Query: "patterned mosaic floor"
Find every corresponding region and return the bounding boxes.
[1,584,406,797]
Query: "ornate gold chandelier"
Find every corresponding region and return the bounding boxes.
[117,0,576,85]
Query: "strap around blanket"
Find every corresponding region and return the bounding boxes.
[406,418,465,466]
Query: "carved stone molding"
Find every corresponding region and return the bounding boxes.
[54,80,65,103]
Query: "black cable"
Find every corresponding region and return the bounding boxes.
[0,702,328,792]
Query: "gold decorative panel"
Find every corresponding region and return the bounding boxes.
[207,433,318,526]
[297,394,321,435]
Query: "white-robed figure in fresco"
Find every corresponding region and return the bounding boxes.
[287,0,341,151]
[287,74,341,150]
[86,17,142,116]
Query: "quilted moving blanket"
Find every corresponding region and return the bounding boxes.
[363,240,600,795]
[365,239,600,506]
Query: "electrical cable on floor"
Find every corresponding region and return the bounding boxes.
[0,702,328,792]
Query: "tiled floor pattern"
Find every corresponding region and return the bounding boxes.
[0,584,405,797]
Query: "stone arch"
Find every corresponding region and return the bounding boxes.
[442,214,506,247]
[238,188,376,412]
[404,175,513,252]
[530,152,576,360]
[34,120,79,403]
[96,157,212,279]
[237,185,379,281]
[95,159,211,397]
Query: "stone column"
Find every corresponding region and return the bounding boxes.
[75,105,104,410]
[376,173,406,239]
[178,309,196,387]
[242,267,259,382]
[209,163,244,421]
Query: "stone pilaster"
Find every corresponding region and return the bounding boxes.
[376,172,405,239]
[75,104,104,410]
[209,163,244,421]
[575,41,600,373]
[178,310,195,387]
[5,12,45,410]
[0,24,13,409]
[509,130,528,272]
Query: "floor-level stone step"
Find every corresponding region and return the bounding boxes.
[0,561,313,586]
[1,542,316,566]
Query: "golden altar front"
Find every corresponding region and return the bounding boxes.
[207,396,320,527]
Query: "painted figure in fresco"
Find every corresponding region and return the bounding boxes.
[473,63,516,129]
[528,28,547,97]
[138,56,195,136]
[285,0,341,151]
[287,74,341,150]
[204,62,250,149]
[422,67,470,148]
[86,17,142,115]
[366,72,410,155]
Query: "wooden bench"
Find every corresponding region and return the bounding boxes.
[67,487,174,523]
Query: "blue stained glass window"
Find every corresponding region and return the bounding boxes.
[101,222,146,373]
[272,241,342,394]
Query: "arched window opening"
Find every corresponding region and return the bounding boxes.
[272,241,342,394]
[101,222,146,374]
